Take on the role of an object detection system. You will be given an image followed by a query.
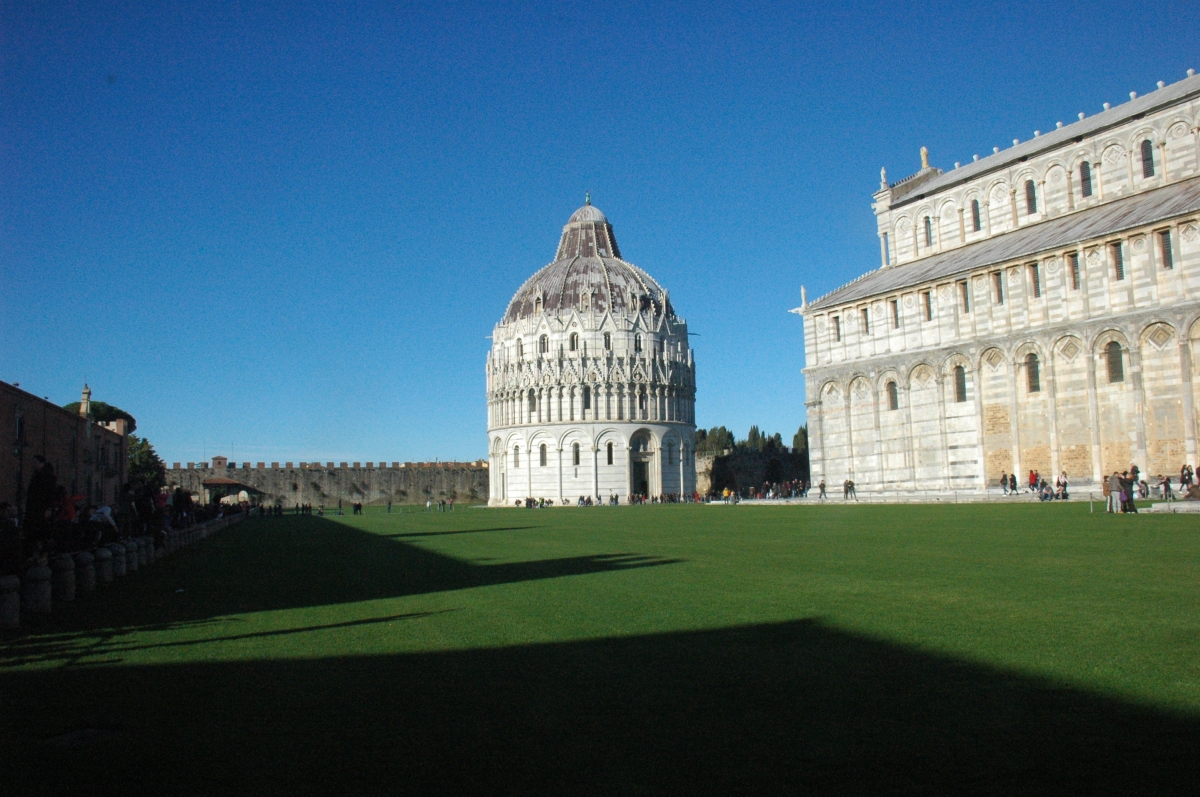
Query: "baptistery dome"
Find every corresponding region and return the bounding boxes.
[486,199,697,506]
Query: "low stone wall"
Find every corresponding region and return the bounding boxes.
[696,450,809,495]
[1,514,243,630]
[167,462,489,506]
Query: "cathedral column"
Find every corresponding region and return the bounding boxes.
[808,397,825,488]
[592,446,599,501]
[935,373,951,490]
[1046,344,1061,476]
[1008,357,1023,483]
[1181,334,1197,465]
[904,380,918,490]
[1085,346,1104,483]
[870,380,885,493]
[973,364,988,490]
[1129,339,1149,472]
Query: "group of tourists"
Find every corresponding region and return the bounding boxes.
[998,471,1071,500]
[426,498,454,512]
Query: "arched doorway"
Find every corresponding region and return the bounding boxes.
[629,430,654,497]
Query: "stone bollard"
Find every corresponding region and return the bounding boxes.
[123,541,138,573]
[0,575,20,628]
[51,555,76,603]
[74,550,96,593]
[93,546,113,583]
[22,565,52,614]
[109,543,127,577]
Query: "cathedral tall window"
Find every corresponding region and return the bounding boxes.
[1080,162,1093,197]
[634,334,643,352]
[882,232,890,265]
[1106,342,1125,383]
[604,332,611,350]
[569,333,579,351]
[922,291,933,321]
[860,307,870,335]
[958,281,970,313]
[1111,242,1125,280]
[582,386,591,410]
[923,216,933,248]
[992,272,1004,304]
[535,297,543,314]
[606,442,614,465]
[1159,230,1174,269]
[1068,252,1081,289]
[1141,139,1155,178]
[539,444,547,467]
[1024,181,1037,215]
[954,366,968,403]
[971,199,982,232]
[1029,263,1041,298]
[886,381,899,411]
[890,299,900,328]
[513,446,520,468]
[832,316,841,341]
[539,335,549,354]
[1025,353,1041,393]
[572,443,580,466]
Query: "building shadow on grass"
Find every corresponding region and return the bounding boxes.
[5,618,1199,795]
[10,516,679,632]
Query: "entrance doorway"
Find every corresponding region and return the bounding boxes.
[631,460,649,497]
[629,430,654,498]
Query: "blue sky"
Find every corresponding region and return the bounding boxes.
[2,0,1197,464]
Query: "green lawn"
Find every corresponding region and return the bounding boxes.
[4,503,1199,794]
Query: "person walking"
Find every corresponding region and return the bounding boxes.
[1000,472,1009,495]
[818,480,827,500]
[1106,472,1119,513]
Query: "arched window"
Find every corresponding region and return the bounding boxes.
[534,296,543,314]
[924,216,933,247]
[1024,180,1037,214]
[603,332,611,350]
[529,390,537,413]
[513,446,520,468]
[569,333,578,351]
[582,386,591,410]
[667,442,675,466]
[539,335,549,354]
[971,199,982,231]
[606,442,614,465]
[539,444,547,467]
[516,339,523,358]
[1106,341,1124,383]
[572,442,580,466]
[634,334,643,352]
[954,365,968,403]
[638,392,646,411]
[1080,162,1093,197]
[1141,139,1155,178]
[1025,353,1041,393]
[886,381,899,411]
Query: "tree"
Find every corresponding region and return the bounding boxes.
[695,426,735,455]
[792,425,808,454]
[127,435,166,492]
[62,400,137,433]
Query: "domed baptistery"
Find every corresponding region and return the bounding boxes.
[486,198,697,505]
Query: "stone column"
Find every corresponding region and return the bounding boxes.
[1046,344,1061,476]
[74,550,96,593]
[0,575,19,628]
[1009,356,1023,483]
[557,446,564,504]
[93,546,113,583]
[22,565,52,614]
[51,554,76,603]
[904,380,918,490]
[1129,339,1149,471]
[973,363,988,490]
[806,398,824,488]
[592,446,600,502]
[935,373,951,490]
[1085,344,1104,483]
[1181,334,1197,465]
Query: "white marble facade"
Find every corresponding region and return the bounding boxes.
[487,201,697,504]
[800,70,1200,492]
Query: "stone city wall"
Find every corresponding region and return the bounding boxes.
[168,459,489,506]
[695,450,809,496]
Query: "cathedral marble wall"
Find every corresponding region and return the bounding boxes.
[801,73,1200,493]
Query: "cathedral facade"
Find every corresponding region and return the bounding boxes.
[486,200,697,504]
[800,70,1200,492]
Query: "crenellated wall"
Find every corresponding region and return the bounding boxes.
[167,460,489,506]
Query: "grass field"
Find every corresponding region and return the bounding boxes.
[3,503,1200,794]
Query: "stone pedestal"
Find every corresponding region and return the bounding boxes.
[93,546,113,583]
[124,541,138,573]
[74,550,96,592]
[50,555,76,603]
[108,543,127,577]
[0,575,20,628]
[22,565,52,614]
